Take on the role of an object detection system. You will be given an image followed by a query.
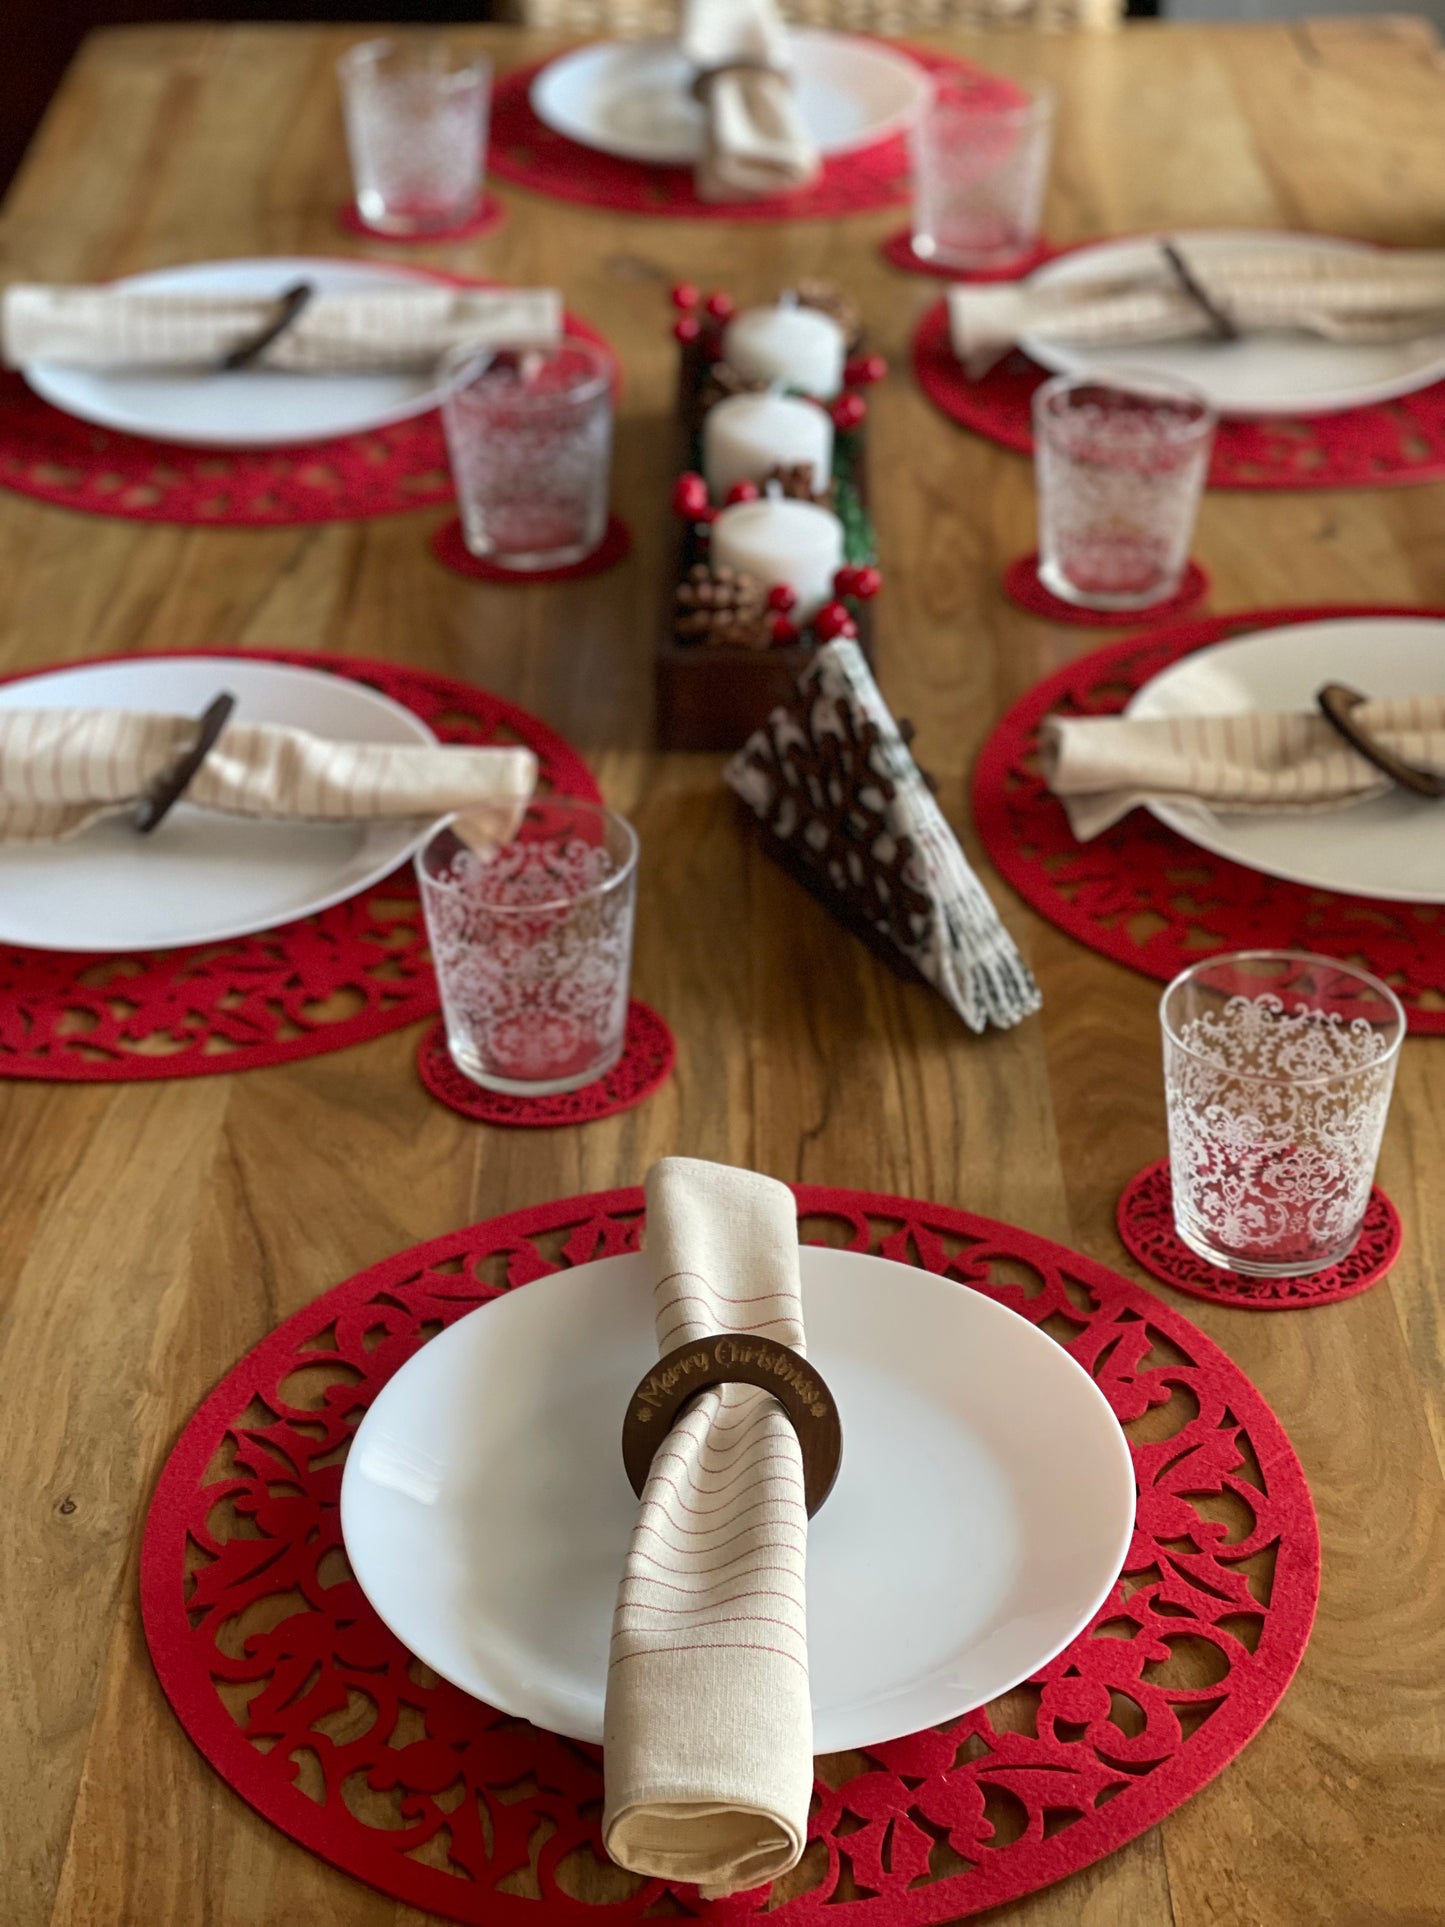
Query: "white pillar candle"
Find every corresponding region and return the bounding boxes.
[701,392,834,503]
[722,304,847,399]
[711,497,844,623]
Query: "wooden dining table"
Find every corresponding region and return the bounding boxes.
[3,13,1445,1926]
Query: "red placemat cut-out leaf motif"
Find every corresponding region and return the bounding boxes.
[142,1184,1318,1924]
[0,650,597,1082]
[973,604,1445,1034]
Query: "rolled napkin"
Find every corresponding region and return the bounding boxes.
[0,283,563,373]
[1041,693,1445,841]
[603,1157,813,1898]
[726,640,1041,1033]
[0,706,537,843]
[681,0,820,203]
[948,241,1445,377]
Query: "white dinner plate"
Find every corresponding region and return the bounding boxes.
[1021,232,1445,418]
[1127,617,1445,902]
[24,257,454,448]
[529,31,929,167]
[340,1246,1136,1752]
[0,655,436,952]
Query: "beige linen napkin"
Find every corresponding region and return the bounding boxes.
[1041,695,1445,841]
[1,284,562,373]
[681,0,820,202]
[603,1157,813,1898]
[0,707,537,842]
[948,242,1445,377]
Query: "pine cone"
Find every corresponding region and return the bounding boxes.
[763,461,836,508]
[700,358,768,413]
[674,563,772,650]
[794,279,863,352]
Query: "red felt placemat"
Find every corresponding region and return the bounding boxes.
[142,1182,1318,1924]
[0,273,612,526]
[1002,553,1210,626]
[1118,1159,1402,1310]
[489,48,1022,221]
[913,297,1445,491]
[973,603,1445,1033]
[0,650,597,1081]
[337,197,507,244]
[431,510,632,584]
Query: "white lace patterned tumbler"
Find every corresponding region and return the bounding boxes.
[418,800,638,1096]
[1034,370,1215,611]
[338,39,490,236]
[909,81,1054,272]
[442,343,613,570]
[1161,951,1405,1276]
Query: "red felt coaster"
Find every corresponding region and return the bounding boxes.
[0,650,597,1082]
[913,297,1445,491]
[142,1183,1318,1925]
[881,227,1051,281]
[431,510,632,584]
[0,271,612,526]
[337,197,507,244]
[973,603,1445,1034]
[1118,1159,1402,1309]
[489,48,1025,221]
[1003,552,1210,626]
[417,1000,674,1126]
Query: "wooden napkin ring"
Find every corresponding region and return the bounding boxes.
[1161,242,1239,342]
[136,691,237,833]
[221,280,315,372]
[690,60,788,103]
[1317,682,1445,799]
[623,1332,842,1516]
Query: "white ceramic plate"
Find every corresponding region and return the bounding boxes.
[1128,616,1445,902]
[529,31,929,167]
[0,656,436,952]
[1021,232,1445,418]
[340,1246,1136,1751]
[24,257,453,448]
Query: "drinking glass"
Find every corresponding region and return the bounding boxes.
[1161,951,1404,1276]
[418,798,638,1096]
[909,81,1055,271]
[339,39,491,237]
[1033,370,1216,610]
[441,342,613,570]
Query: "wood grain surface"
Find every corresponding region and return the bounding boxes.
[2,17,1444,1926]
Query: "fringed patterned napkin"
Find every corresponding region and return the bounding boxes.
[1042,694,1445,840]
[680,0,820,202]
[1,284,562,372]
[602,1157,813,1899]
[948,241,1445,377]
[0,707,536,842]
[725,640,1040,1033]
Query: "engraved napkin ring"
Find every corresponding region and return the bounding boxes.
[1317,681,1445,800]
[136,690,236,833]
[623,1332,842,1516]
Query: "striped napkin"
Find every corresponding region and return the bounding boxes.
[0,707,536,843]
[681,0,819,202]
[948,241,1445,377]
[1,284,562,372]
[603,1158,813,1898]
[1041,695,1445,840]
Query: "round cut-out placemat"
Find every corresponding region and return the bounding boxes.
[142,1183,1318,1923]
[417,1001,675,1126]
[1117,1159,1402,1309]
[913,298,1445,491]
[0,649,597,1081]
[489,49,1023,221]
[973,603,1445,1033]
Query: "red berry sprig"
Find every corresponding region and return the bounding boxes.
[844,353,888,387]
[671,472,711,520]
[705,292,736,321]
[834,564,883,601]
[766,584,796,612]
[830,393,867,432]
[770,616,800,647]
[813,600,859,642]
[674,314,703,344]
[724,480,759,505]
[670,282,700,312]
